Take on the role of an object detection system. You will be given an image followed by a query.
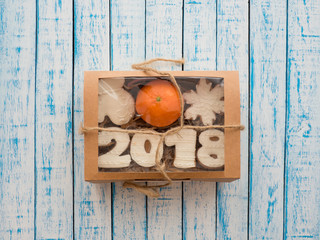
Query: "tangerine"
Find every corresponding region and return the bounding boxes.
[135,80,181,127]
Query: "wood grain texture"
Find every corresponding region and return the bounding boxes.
[2,0,320,238]
[216,0,249,239]
[110,1,147,239]
[183,182,216,240]
[146,0,183,238]
[146,0,183,70]
[183,0,216,71]
[73,0,112,239]
[183,0,217,239]
[249,0,287,238]
[285,0,320,239]
[0,0,35,238]
[148,184,182,238]
[35,0,73,238]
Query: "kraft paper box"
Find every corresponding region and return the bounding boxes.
[83,71,241,182]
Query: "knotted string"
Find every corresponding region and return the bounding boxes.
[80,58,244,198]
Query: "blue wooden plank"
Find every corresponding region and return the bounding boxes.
[73,0,112,239]
[285,0,320,239]
[109,1,147,239]
[216,0,249,239]
[0,0,35,238]
[35,0,73,238]
[3,0,320,238]
[249,0,287,238]
[183,0,217,239]
[146,0,183,238]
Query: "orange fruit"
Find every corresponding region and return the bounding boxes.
[135,80,181,127]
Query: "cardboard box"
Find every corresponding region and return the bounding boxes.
[84,71,240,182]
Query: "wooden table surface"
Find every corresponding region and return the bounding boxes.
[1,0,319,239]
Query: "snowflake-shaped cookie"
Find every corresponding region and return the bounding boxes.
[183,78,224,125]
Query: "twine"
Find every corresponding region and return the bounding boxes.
[81,58,244,198]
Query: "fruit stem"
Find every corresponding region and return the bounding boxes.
[156,96,161,102]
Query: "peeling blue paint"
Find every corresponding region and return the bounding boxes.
[1,0,320,239]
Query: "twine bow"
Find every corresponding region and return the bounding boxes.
[81,58,244,198]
